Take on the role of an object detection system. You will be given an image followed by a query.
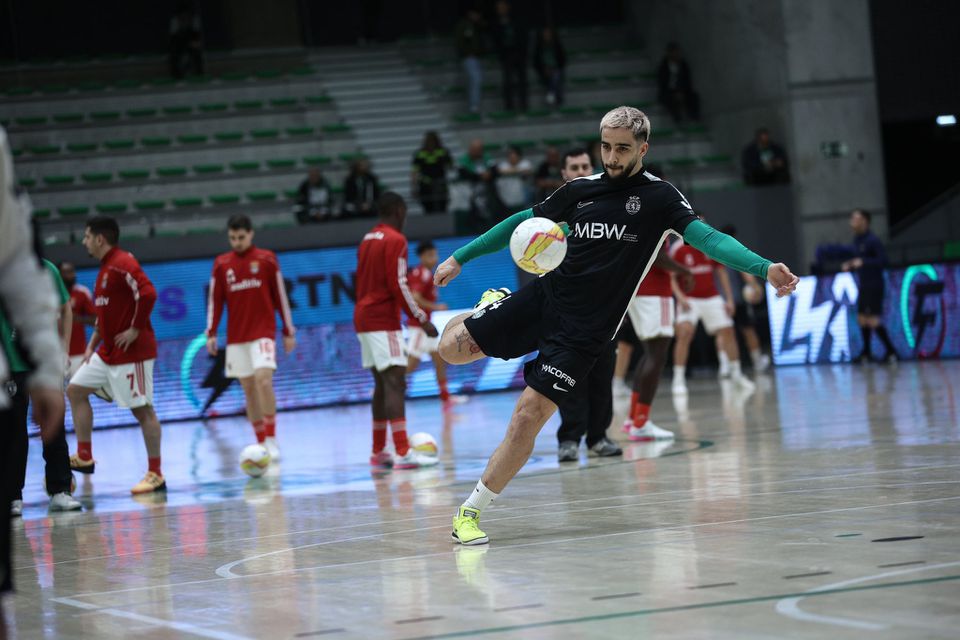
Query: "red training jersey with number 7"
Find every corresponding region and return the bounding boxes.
[354,223,427,332]
[93,246,158,365]
[206,246,295,345]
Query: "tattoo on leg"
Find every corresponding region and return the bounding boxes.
[454,328,481,355]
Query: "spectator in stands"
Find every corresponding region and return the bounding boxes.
[842,208,898,363]
[492,0,529,112]
[455,8,486,114]
[343,158,381,218]
[496,145,533,211]
[169,1,204,79]
[412,131,453,214]
[294,168,335,224]
[657,42,700,124]
[535,146,564,200]
[458,138,501,226]
[533,26,566,106]
[742,128,790,185]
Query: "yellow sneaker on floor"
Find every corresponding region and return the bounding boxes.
[69,454,96,474]
[474,287,511,310]
[452,506,489,545]
[131,471,166,495]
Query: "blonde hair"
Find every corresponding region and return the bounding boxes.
[599,106,651,142]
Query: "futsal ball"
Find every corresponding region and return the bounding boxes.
[509,217,567,275]
[409,432,439,457]
[742,284,763,305]
[239,444,271,477]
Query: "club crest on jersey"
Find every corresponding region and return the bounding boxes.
[625,196,641,215]
[250,261,260,274]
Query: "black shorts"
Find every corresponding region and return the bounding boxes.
[857,285,884,316]
[463,279,607,406]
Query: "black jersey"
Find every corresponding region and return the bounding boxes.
[533,168,697,336]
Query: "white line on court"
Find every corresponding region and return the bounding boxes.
[51,596,254,640]
[774,561,960,630]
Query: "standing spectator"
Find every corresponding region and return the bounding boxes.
[412,131,453,214]
[534,146,563,201]
[169,1,204,79]
[455,8,485,114]
[458,139,501,226]
[496,145,533,212]
[742,128,790,185]
[492,0,529,112]
[343,158,382,218]
[842,209,898,363]
[295,168,335,224]
[657,42,700,123]
[532,26,566,106]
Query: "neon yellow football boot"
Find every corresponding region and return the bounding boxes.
[452,506,489,545]
[474,287,511,310]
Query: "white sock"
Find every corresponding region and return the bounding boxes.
[718,350,730,367]
[750,349,762,363]
[673,365,685,381]
[730,360,743,378]
[463,479,498,512]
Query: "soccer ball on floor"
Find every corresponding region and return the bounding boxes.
[239,444,271,477]
[509,217,567,275]
[409,432,439,457]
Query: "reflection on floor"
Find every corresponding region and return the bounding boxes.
[8,361,960,639]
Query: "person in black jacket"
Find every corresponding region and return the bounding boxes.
[741,128,790,185]
[657,42,700,124]
[294,168,335,223]
[492,1,528,112]
[533,26,566,106]
[412,131,453,214]
[343,159,382,218]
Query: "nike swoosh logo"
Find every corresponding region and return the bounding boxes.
[553,383,569,393]
[576,201,593,209]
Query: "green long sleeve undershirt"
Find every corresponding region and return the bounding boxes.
[451,212,771,280]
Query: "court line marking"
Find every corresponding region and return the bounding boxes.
[394,573,960,640]
[774,561,960,630]
[17,476,960,572]
[51,596,252,640]
[57,494,960,601]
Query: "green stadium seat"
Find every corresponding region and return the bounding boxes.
[156,166,188,177]
[321,123,351,134]
[156,230,185,238]
[667,157,697,168]
[285,126,314,136]
[214,131,244,142]
[526,109,551,118]
[10,147,23,157]
[570,76,599,86]
[255,69,282,79]
[199,103,228,113]
[58,205,89,217]
[185,76,212,85]
[18,178,36,188]
[637,71,656,81]
[945,241,960,260]
[16,116,47,126]
[251,128,279,139]
[559,106,586,116]
[96,202,127,214]
[127,108,158,118]
[304,95,331,105]
[113,79,142,89]
[5,87,33,96]
[209,194,241,205]
[230,161,260,171]
[40,84,69,94]
[604,74,631,83]
[78,82,106,92]
[288,66,315,76]
[270,97,298,108]
[104,139,135,150]
[194,164,224,174]
[91,111,121,121]
[489,110,517,121]
[141,136,171,147]
[53,113,84,124]
[187,227,218,236]
[267,159,296,169]
[330,185,345,195]
[591,104,618,114]
[148,77,176,87]
[235,100,263,110]
[701,154,732,165]
[445,85,466,95]
[453,113,482,124]
[656,127,676,138]
[162,105,192,116]
[339,152,366,163]
[482,142,502,153]
[283,189,299,199]
[576,135,597,144]
[246,190,277,202]
[119,169,150,180]
[134,200,165,210]
[172,197,203,208]
[302,155,332,166]
[177,134,208,144]
[30,145,60,155]
[507,140,537,150]
[542,137,571,147]
[262,221,296,230]
[81,172,112,183]
[682,124,708,135]
[67,142,98,153]
[32,209,51,219]
[219,72,248,82]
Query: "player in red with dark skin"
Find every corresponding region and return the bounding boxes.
[354,193,439,469]
[59,262,98,377]
[67,217,166,494]
[206,215,296,460]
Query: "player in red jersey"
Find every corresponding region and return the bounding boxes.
[59,262,98,378]
[621,242,694,441]
[406,241,467,411]
[670,218,755,395]
[66,217,166,494]
[355,193,439,469]
[206,214,296,461]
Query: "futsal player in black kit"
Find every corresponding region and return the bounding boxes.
[433,106,799,545]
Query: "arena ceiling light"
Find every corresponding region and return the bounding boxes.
[936,114,957,126]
